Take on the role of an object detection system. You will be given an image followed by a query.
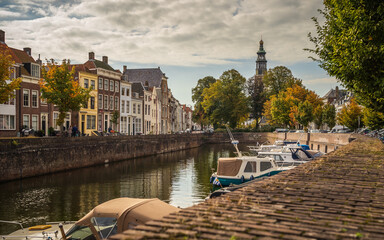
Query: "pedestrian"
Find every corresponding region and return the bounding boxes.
[72,125,78,137]
[68,125,72,137]
[108,126,112,133]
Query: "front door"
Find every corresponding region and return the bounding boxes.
[81,115,85,135]
[41,113,48,136]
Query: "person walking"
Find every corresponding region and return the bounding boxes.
[68,125,72,137]
[72,125,78,137]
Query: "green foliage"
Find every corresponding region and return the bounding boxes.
[40,60,91,131]
[296,100,314,130]
[313,105,324,129]
[362,108,384,130]
[247,76,265,128]
[337,98,363,131]
[192,76,216,127]
[0,47,22,104]
[262,66,302,98]
[307,0,384,113]
[201,69,250,128]
[111,110,120,124]
[323,104,336,129]
[270,93,292,127]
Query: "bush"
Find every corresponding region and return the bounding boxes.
[34,130,45,137]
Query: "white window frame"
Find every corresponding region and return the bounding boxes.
[23,114,30,128]
[90,80,95,90]
[109,96,114,110]
[0,115,16,130]
[31,114,38,130]
[31,63,40,78]
[104,79,109,91]
[115,81,119,92]
[23,89,30,107]
[98,94,103,109]
[32,90,38,108]
[104,95,108,110]
[98,77,103,90]
[110,80,114,92]
[121,101,125,113]
[84,79,89,88]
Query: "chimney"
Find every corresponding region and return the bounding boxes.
[23,47,31,56]
[0,30,4,43]
[36,54,42,65]
[89,52,95,60]
[123,65,127,72]
[102,56,108,64]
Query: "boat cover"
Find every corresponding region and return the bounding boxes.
[76,198,179,232]
[217,158,242,176]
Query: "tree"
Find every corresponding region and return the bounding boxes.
[295,100,314,131]
[337,98,363,131]
[247,75,265,128]
[201,69,250,128]
[262,66,302,98]
[40,60,91,132]
[192,76,216,128]
[362,108,384,130]
[313,105,324,129]
[111,110,120,130]
[0,47,22,103]
[323,104,336,130]
[307,0,384,113]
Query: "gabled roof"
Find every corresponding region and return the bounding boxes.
[123,68,164,88]
[132,82,144,96]
[84,59,115,72]
[10,47,36,64]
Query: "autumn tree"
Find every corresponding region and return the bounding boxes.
[263,66,302,98]
[295,100,314,131]
[247,75,265,128]
[0,47,21,103]
[337,98,363,131]
[313,105,324,129]
[192,76,216,128]
[323,104,336,130]
[362,108,384,130]
[201,69,249,128]
[40,60,91,132]
[307,0,384,113]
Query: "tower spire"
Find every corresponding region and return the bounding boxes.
[256,37,267,76]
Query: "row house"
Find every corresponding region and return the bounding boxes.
[0,30,49,137]
[84,52,122,132]
[122,67,169,134]
[120,72,132,135]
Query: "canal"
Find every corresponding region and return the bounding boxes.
[0,143,238,235]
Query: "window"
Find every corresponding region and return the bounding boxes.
[23,89,30,107]
[41,97,47,104]
[137,104,141,114]
[90,96,95,109]
[109,96,113,110]
[32,90,38,108]
[148,105,150,115]
[121,117,127,133]
[122,88,125,96]
[23,114,30,128]
[32,115,38,130]
[87,115,96,129]
[91,80,95,89]
[53,112,59,129]
[84,99,88,109]
[244,162,257,173]
[144,105,147,115]
[133,104,136,114]
[31,64,40,78]
[98,94,103,109]
[115,97,118,110]
[110,80,114,92]
[260,161,272,172]
[0,115,15,130]
[104,96,108,110]
[104,79,109,90]
[126,101,130,113]
[99,77,103,90]
[84,79,89,88]
[115,82,119,92]
[135,118,141,133]
[10,67,16,79]
[98,114,102,131]
[121,101,125,113]
[126,88,130,96]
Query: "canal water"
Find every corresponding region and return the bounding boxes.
[0,143,238,235]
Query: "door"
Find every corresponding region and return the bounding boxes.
[81,115,85,135]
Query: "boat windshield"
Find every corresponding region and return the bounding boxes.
[66,225,95,240]
[91,217,118,239]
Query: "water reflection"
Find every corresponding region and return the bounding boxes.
[0,143,237,235]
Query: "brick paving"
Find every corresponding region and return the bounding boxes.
[112,136,384,239]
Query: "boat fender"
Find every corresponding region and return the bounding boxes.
[250,175,254,180]
[241,175,245,183]
[209,176,214,183]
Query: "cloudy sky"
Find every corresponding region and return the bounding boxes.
[0,0,340,106]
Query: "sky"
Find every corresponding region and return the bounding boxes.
[0,0,341,107]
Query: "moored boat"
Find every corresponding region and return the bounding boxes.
[1,198,180,240]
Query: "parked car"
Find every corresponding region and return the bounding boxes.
[275,128,289,133]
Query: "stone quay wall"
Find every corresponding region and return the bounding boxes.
[0,132,355,182]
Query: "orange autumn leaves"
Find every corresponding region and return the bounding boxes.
[0,47,22,103]
[40,60,91,128]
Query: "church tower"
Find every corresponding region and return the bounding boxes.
[256,38,267,76]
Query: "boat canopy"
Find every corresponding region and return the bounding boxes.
[217,158,242,176]
[75,198,179,234]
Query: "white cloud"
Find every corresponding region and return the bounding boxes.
[0,0,325,67]
[305,77,338,85]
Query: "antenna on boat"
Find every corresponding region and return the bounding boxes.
[225,126,242,157]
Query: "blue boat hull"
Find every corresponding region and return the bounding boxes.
[216,170,284,187]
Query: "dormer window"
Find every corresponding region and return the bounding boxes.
[31,63,40,78]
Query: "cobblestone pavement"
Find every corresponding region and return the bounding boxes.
[111,136,384,239]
